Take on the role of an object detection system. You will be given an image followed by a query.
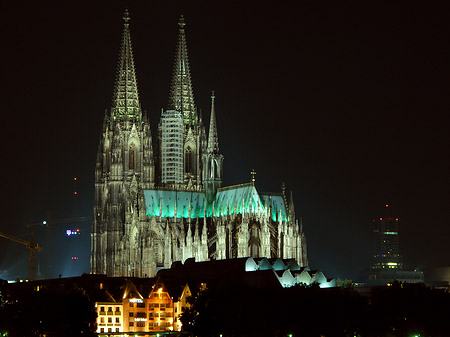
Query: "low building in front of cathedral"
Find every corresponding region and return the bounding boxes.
[90,10,308,278]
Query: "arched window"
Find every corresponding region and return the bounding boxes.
[129,144,136,170]
[185,147,192,174]
[249,225,260,258]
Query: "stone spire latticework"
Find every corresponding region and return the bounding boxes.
[111,8,141,121]
[168,15,196,125]
[207,91,220,154]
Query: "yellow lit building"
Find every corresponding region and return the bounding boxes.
[95,279,178,336]
[96,302,123,334]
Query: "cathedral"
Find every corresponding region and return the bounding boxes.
[90,10,308,278]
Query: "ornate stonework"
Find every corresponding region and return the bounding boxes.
[90,11,308,277]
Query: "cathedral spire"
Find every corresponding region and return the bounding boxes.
[111,8,141,121]
[207,91,220,154]
[168,15,196,125]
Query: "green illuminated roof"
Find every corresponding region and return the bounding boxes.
[144,190,206,218]
[214,183,264,217]
[260,194,288,222]
[143,184,288,221]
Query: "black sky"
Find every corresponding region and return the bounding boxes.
[1,1,448,280]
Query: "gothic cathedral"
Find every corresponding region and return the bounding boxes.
[90,10,308,277]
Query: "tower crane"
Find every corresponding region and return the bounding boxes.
[25,215,91,278]
[0,231,42,281]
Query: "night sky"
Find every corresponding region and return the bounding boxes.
[1,1,448,280]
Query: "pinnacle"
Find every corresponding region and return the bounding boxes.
[111,8,141,122]
[178,14,185,28]
[168,15,196,125]
[123,8,130,24]
[207,92,220,154]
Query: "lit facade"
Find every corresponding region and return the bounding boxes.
[95,280,176,336]
[96,302,123,334]
[371,216,402,270]
[90,10,308,278]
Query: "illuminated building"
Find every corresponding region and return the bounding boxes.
[96,302,123,334]
[371,215,402,271]
[94,279,181,335]
[368,205,424,285]
[90,10,308,278]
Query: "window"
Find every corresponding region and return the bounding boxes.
[100,306,105,312]
[115,306,120,312]
[137,321,146,327]
[136,312,146,318]
[115,328,119,332]
[137,302,145,308]
[108,328,112,333]
[129,312,134,317]
[129,144,136,170]
[108,317,112,323]
[129,322,134,327]
[100,317,104,323]
[129,302,134,308]
[100,328,104,333]
[115,317,120,323]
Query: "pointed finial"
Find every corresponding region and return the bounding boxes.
[251,169,256,183]
[123,8,130,25]
[178,15,186,29]
[211,90,215,102]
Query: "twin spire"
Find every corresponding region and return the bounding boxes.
[168,15,196,125]
[111,10,219,151]
[111,9,141,121]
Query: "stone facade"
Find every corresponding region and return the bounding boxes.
[90,11,308,278]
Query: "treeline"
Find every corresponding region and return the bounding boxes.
[181,282,450,337]
[0,282,97,337]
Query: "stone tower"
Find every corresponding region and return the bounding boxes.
[202,92,224,203]
[90,10,155,276]
[157,15,207,190]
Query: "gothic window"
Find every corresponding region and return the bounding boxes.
[185,146,192,174]
[129,144,136,170]
[210,159,215,179]
[249,225,260,258]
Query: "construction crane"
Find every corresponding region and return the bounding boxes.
[25,215,91,278]
[0,231,42,281]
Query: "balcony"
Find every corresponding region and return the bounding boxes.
[114,311,121,316]
[99,311,106,315]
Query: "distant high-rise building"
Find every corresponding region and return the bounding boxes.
[368,205,423,285]
[371,205,402,271]
[90,10,308,278]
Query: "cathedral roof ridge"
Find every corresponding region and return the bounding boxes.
[217,182,255,192]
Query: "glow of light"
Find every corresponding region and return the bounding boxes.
[74,177,77,181]
[76,229,80,232]
[42,220,47,225]
[379,218,383,220]
[74,191,78,195]
[66,230,71,236]
[387,262,397,266]
[396,218,399,221]
[385,204,389,208]
[129,298,143,303]
[158,288,162,293]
